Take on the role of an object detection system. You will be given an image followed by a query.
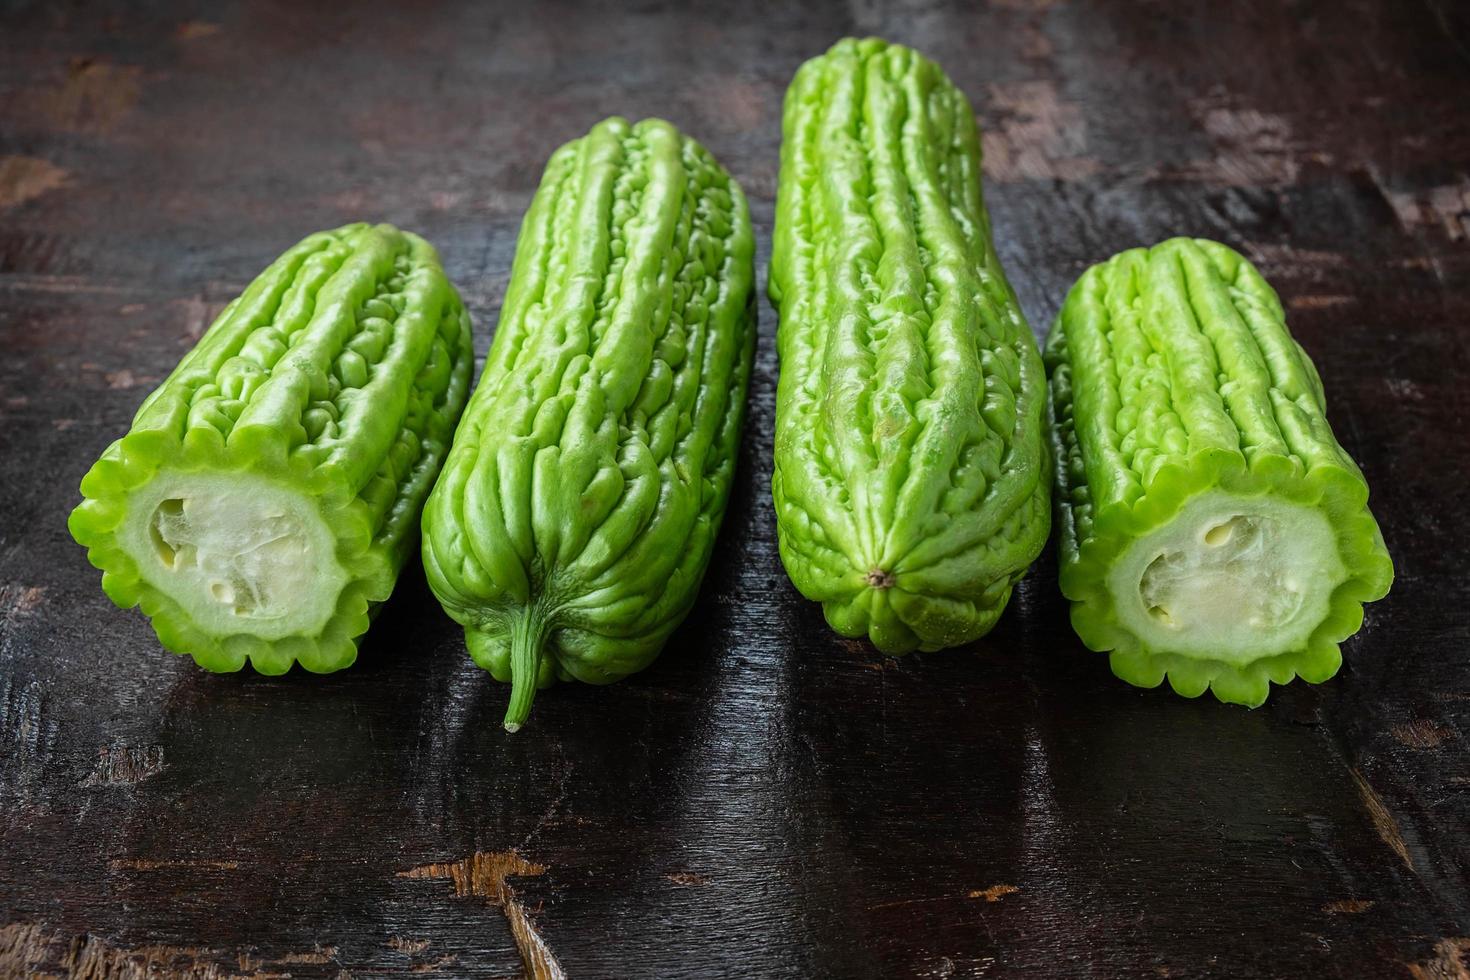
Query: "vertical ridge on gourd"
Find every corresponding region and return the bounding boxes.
[1045,237,1393,706]
[421,117,755,732]
[68,223,475,673]
[769,37,1051,654]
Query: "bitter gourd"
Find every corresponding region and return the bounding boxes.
[769,38,1051,653]
[69,223,474,674]
[1045,238,1393,706]
[421,117,755,731]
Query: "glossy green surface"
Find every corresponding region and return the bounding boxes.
[1045,237,1394,705]
[68,223,475,673]
[768,38,1051,654]
[421,117,755,731]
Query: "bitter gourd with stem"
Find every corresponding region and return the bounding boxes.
[769,37,1052,653]
[69,223,475,673]
[421,117,755,732]
[1045,238,1393,706]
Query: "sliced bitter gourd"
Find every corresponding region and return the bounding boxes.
[421,117,755,732]
[769,37,1052,654]
[1045,237,1393,705]
[68,223,474,674]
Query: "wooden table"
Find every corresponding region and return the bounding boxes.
[2,2,1467,977]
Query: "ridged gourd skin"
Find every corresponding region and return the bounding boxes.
[1045,238,1394,706]
[68,223,475,674]
[421,117,755,732]
[769,38,1051,654]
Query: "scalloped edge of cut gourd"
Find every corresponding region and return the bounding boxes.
[1060,448,1393,707]
[68,425,396,674]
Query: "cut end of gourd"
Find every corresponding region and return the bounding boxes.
[120,470,347,643]
[1107,490,1347,666]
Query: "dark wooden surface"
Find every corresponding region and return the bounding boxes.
[2,1,1468,977]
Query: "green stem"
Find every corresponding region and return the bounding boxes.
[503,608,548,733]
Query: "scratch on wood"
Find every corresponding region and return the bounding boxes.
[968,884,1020,903]
[1,679,58,800]
[0,156,68,210]
[1386,378,1427,402]
[411,954,459,973]
[388,936,431,954]
[1287,295,1356,310]
[0,274,146,297]
[1322,899,1374,914]
[1391,719,1456,750]
[277,945,337,965]
[1241,243,1348,270]
[27,58,144,135]
[980,80,1100,183]
[1383,179,1470,241]
[399,851,565,980]
[82,744,166,786]
[1407,938,1470,980]
[176,21,222,41]
[1189,103,1300,186]
[0,921,328,978]
[110,857,241,872]
[1351,768,1414,871]
[2,584,46,616]
[665,870,709,886]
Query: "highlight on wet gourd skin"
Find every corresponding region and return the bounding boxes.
[420,116,756,733]
[1044,237,1393,706]
[68,223,475,674]
[768,37,1052,654]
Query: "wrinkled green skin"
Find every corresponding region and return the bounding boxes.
[768,38,1051,654]
[421,117,755,731]
[68,224,475,673]
[1046,237,1394,706]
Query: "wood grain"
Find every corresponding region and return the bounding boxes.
[1,1,1467,977]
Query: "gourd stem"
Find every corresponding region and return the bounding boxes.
[503,608,548,733]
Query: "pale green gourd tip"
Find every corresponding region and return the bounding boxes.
[1045,237,1393,705]
[421,117,756,732]
[768,38,1052,654]
[69,223,475,672]
[503,610,549,732]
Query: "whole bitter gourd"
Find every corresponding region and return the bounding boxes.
[69,223,474,673]
[769,38,1051,653]
[421,117,755,731]
[1046,238,1393,706]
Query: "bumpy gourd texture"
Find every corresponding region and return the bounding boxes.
[769,38,1051,654]
[69,224,474,674]
[421,117,755,731]
[1046,237,1393,705]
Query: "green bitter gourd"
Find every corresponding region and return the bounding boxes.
[69,223,474,673]
[769,38,1051,653]
[421,117,755,731]
[1045,238,1393,705]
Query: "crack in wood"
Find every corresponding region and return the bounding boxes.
[398,850,565,980]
